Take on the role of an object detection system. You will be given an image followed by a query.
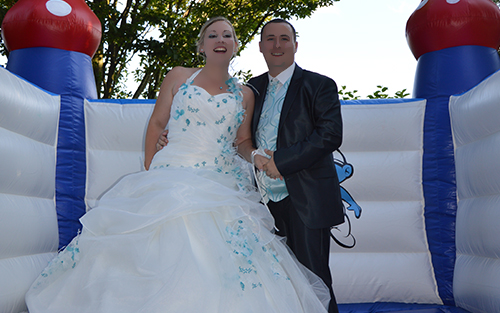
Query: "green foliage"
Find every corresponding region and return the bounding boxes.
[367,85,390,99]
[338,85,359,100]
[233,69,253,83]
[0,0,339,99]
[394,88,411,99]
[340,85,410,100]
[367,85,410,99]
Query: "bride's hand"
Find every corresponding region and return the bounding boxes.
[156,130,169,151]
[253,154,270,171]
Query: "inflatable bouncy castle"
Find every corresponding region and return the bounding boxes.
[1,0,500,312]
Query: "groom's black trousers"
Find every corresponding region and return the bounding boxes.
[267,196,339,313]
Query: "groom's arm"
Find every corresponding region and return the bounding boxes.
[274,74,342,177]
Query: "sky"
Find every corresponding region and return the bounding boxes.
[0,0,420,98]
[231,0,420,98]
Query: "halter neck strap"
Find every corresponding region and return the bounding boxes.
[186,69,202,84]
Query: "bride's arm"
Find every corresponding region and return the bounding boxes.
[234,85,255,163]
[144,67,187,170]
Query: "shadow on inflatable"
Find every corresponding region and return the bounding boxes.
[1,0,500,312]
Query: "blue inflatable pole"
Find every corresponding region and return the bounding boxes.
[406,0,500,305]
[2,0,102,248]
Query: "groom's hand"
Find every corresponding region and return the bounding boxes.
[263,150,283,180]
[156,130,169,151]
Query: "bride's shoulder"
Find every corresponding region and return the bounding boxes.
[240,85,255,110]
[162,67,199,93]
[240,84,253,95]
[166,66,198,81]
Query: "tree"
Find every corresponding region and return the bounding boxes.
[366,86,410,99]
[339,85,410,100]
[338,85,360,100]
[0,0,339,99]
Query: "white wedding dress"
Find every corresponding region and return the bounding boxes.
[25,70,330,313]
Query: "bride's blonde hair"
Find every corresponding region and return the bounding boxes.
[196,16,239,59]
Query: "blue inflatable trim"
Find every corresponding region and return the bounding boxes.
[87,99,156,105]
[414,45,500,305]
[414,45,500,98]
[8,47,98,249]
[341,98,424,106]
[7,47,97,99]
[338,302,470,313]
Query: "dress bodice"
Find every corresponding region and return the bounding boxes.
[150,70,245,174]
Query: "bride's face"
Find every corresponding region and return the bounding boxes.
[201,21,238,63]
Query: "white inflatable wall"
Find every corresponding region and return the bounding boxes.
[84,97,444,305]
[0,67,59,312]
[84,98,446,306]
[450,69,500,313]
[84,99,154,209]
[329,99,443,304]
[3,63,500,312]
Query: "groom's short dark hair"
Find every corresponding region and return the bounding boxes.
[260,19,297,42]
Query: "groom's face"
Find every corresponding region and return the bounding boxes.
[259,22,298,77]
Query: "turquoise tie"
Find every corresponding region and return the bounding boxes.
[267,78,279,99]
[255,78,290,203]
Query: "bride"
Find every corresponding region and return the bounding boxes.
[25,16,330,313]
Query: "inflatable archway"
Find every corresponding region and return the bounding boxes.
[1,0,500,312]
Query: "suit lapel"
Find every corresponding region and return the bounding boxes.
[252,75,269,134]
[278,66,303,136]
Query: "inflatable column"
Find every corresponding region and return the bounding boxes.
[1,0,101,248]
[406,0,500,305]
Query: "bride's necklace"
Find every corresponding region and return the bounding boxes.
[215,75,230,91]
[218,79,229,90]
[200,71,229,91]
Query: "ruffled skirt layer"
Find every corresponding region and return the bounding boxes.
[26,168,329,313]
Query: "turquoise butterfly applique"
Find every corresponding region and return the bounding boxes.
[173,109,185,120]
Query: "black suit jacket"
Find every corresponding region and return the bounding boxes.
[248,65,344,229]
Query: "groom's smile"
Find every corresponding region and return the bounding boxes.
[259,22,298,77]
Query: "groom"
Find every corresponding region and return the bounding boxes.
[248,19,344,313]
